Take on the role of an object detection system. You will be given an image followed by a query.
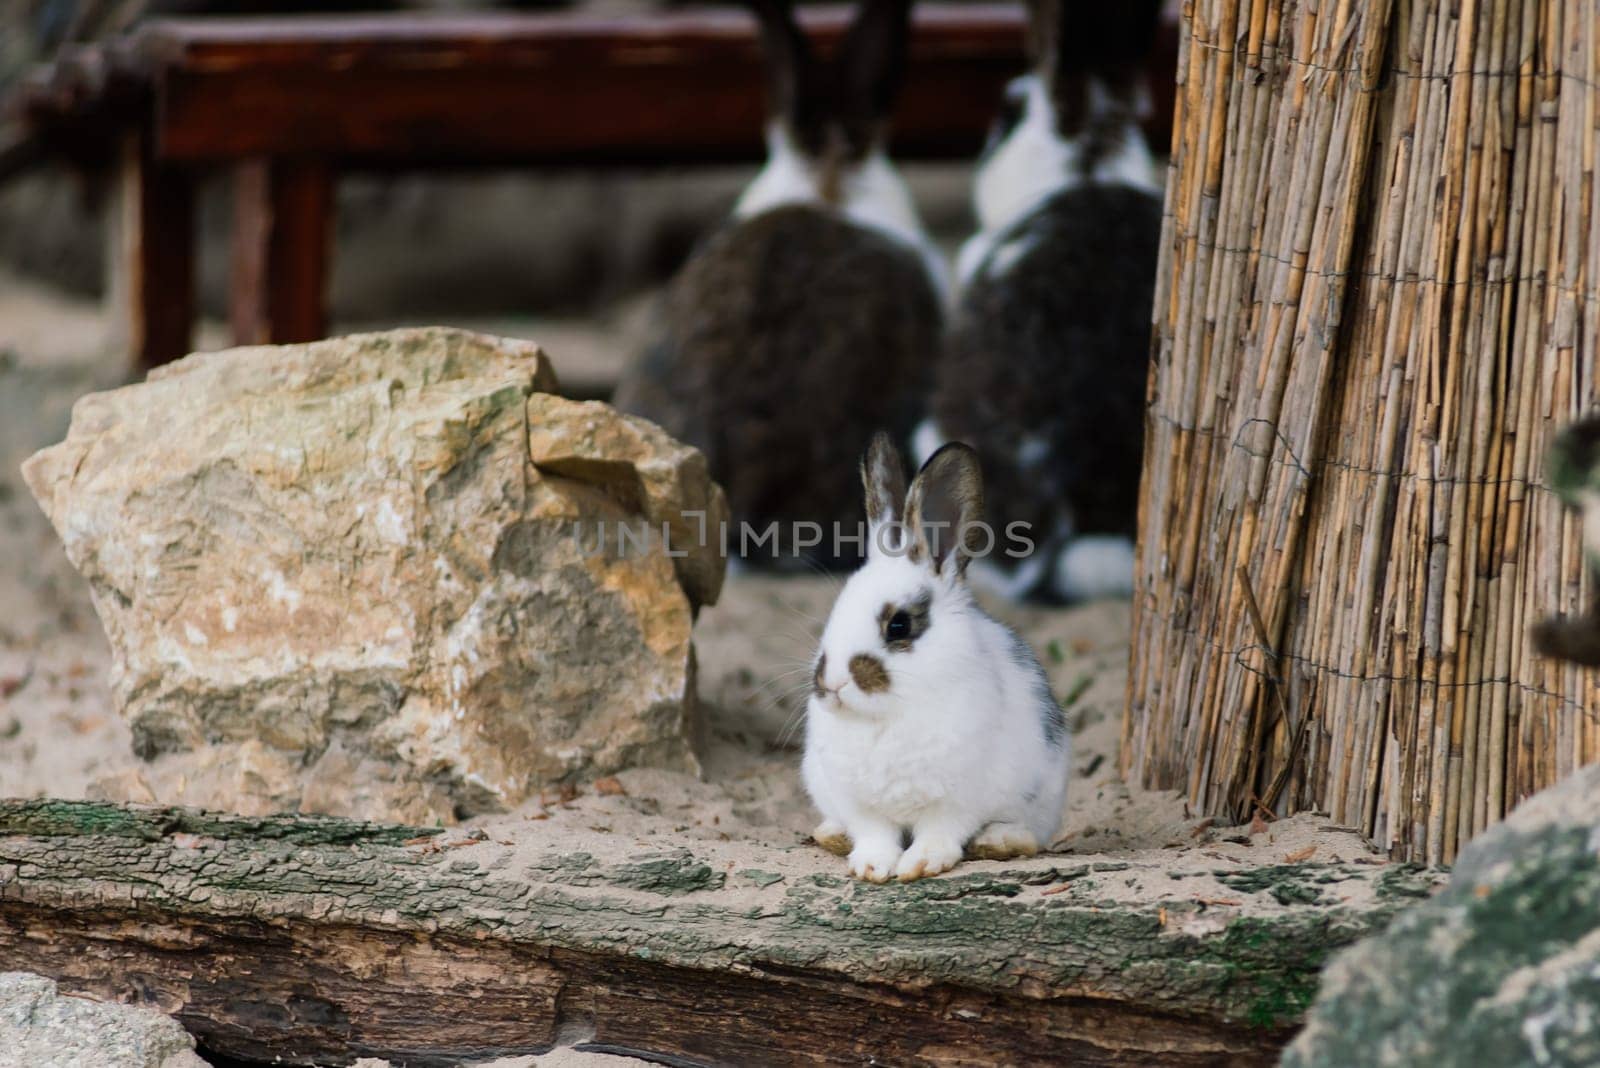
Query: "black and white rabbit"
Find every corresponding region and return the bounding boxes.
[805,433,1070,881]
[919,0,1163,602]
[614,0,947,569]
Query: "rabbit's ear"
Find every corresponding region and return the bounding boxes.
[836,0,914,127]
[905,443,985,577]
[1062,0,1163,71]
[1029,0,1161,76]
[1023,0,1062,73]
[1034,0,1162,134]
[748,0,818,133]
[861,430,908,554]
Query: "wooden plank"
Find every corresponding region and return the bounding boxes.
[19,7,1179,169]
[229,158,333,346]
[116,131,195,372]
[130,7,1020,166]
[0,800,1439,1067]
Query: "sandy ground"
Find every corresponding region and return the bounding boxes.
[0,269,1388,1065]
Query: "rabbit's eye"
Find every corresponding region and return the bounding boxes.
[880,590,931,648]
[886,611,912,642]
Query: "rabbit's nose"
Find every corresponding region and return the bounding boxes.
[813,653,848,698]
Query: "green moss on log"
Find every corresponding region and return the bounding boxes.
[0,798,438,847]
[0,800,1438,1035]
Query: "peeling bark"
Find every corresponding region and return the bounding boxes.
[0,801,1435,1066]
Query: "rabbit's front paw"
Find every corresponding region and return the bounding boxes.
[896,834,963,881]
[848,837,903,883]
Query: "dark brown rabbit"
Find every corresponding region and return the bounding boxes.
[923,0,1163,602]
[613,0,946,570]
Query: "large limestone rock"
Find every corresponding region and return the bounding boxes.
[1280,763,1600,1068]
[22,328,726,821]
[0,972,206,1068]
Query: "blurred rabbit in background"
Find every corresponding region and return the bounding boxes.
[919,0,1163,603]
[614,0,946,570]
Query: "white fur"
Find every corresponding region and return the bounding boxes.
[736,124,951,300]
[957,75,1161,288]
[972,77,1080,237]
[1052,534,1136,602]
[910,417,945,467]
[982,233,1040,280]
[803,503,1070,882]
[1015,431,1052,470]
[734,124,817,219]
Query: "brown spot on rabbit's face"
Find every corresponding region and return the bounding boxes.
[848,653,890,694]
[813,652,829,696]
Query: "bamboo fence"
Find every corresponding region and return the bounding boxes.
[1125,0,1600,863]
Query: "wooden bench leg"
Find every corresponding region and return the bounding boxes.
[230,159,333,346]
[118,133,196,373]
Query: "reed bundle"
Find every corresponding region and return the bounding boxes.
[1125,0,1600,863]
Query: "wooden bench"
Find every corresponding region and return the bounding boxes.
[12,6,1174,371]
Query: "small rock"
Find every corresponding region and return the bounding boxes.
[0,972,206,1068]
[1281,763,1600,1068]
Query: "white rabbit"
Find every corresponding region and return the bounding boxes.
[802,433,1071,881]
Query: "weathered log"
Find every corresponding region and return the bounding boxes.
[0,800,1440,1066]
